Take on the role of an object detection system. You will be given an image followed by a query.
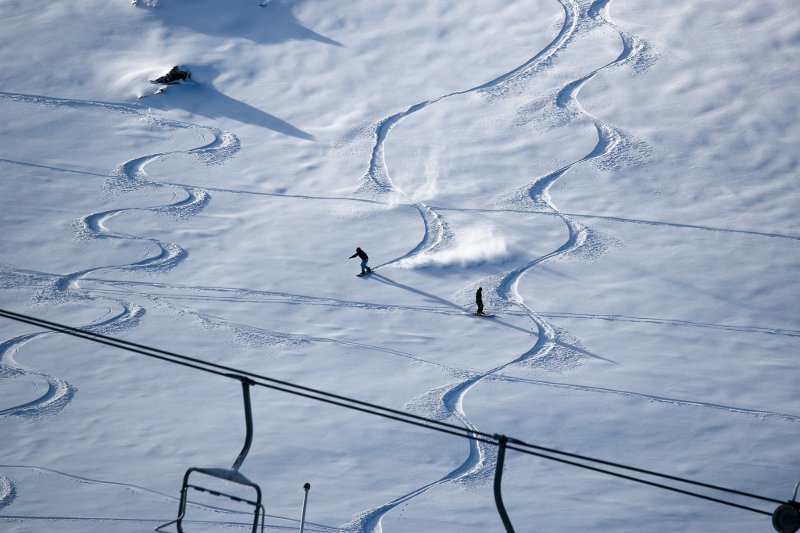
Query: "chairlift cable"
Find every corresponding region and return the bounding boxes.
[0,307,783,515]
[505,439,783,505]
[504,443,774,516]
[0,308,498,439]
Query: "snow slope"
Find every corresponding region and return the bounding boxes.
[1,0,798,531]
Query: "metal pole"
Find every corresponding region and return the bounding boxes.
[493,434,515,533]
[299,483,311,533]
[232,377,255,471]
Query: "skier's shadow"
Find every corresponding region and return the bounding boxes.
[369,272,533,336]
[369,272,462,311]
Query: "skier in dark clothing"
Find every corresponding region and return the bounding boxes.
[349,247,371,275]
[476,287,485,315]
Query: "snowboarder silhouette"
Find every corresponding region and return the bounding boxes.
[476,287,485,315]
[350,247,371,275]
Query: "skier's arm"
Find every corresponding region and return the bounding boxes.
[349,253,357,259]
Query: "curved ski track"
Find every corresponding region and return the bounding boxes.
[0,1,794,530]
[0,92,241,528]
[346,0,665,530]
[357,0,580,271]
[0,91,239,422]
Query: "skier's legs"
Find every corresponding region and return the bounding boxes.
[360,259,368,274]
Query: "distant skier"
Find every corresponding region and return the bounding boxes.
[349,247,372,275]
[476,287,485,315]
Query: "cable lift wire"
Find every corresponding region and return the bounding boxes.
[0,307,785,520]
[503,438,774,516]
[0,308,494,442]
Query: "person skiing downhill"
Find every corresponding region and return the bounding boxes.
[476,287,485,315]
[349,247,371,275]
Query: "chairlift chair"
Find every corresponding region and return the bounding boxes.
[156,376,265,533]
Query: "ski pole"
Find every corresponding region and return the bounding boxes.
[299,482,311,533]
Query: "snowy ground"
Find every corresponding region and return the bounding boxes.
[1,0,798,531]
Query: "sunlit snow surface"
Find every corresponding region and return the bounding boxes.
[1,0,798,531]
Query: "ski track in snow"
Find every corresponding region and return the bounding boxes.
[343,0,658,530]
[10,270,800,339]
[0,333,77,419]
[0,91,245,527]
[493,375,800,423]
[0,465,344,532]
[434,0,661,508]
[103,178,799,243]
[9,270,795,428]
[354,0,580,273]
[0,93,238,418]
[8,262,798,431]
[0,2,795,529]
[149,297,465,374]
[342,0,793,529]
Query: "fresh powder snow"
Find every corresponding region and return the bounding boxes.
[1,0,798,531]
